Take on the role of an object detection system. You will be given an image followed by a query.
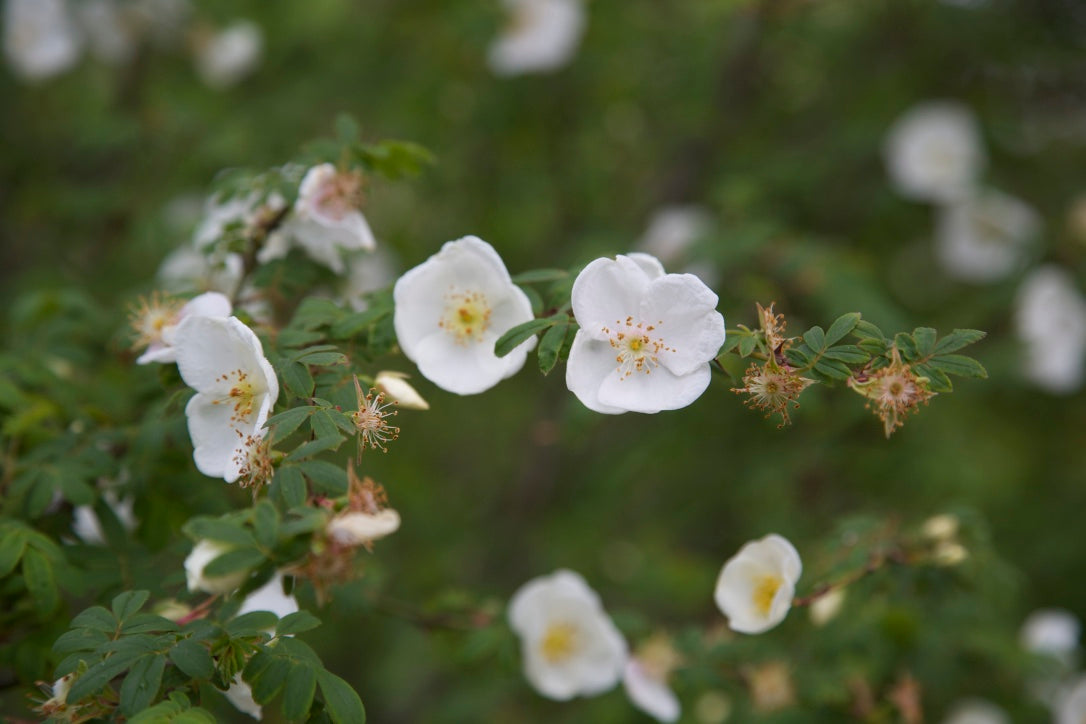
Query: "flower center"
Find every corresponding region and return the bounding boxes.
[439,290,492,344]
[753,574,783,617]
[130,294,183,348]
[212,368,260,423]
[313,170,364,221]
[539,622,580,664]
[602,316,675,379]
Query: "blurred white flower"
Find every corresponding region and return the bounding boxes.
[508,569,628,700]
[936,188,1040,282]
[393,236,536,395]
[3,0,82,82]
[636,205,713,267]
[134,291,231,365]
[1015,265,1086,394]
[884,102,984,203]
[714,534,801,634]
[488,0,585,77]
[566,253,725,414]
[194,19,262,90]
[173,316,279,483]
[223,673,261,720]
[623,637,682,723]
[326,509,401,547]
[922,513,960,542]
[1021,608,1081,663]
[941,699,1009,724]
[184,539,248,595]
[236,572,299,622]
[375,371,429,410]
[194,191,285,252]
[72,490,137,544]
[1056,675,1086,724]
[282,164,377,274]
[75,0,136,65]
[808,588,845,627]
[342,246,397,312]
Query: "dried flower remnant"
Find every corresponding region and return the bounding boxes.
[847,347,935,438]
[746,661,795,713]
[757,302,789,355]
[352,376,399,457]
[732,360,815,428]
[231,433,274,491]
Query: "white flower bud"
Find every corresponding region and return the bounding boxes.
[184,540,249,595]
[375,371,429,410]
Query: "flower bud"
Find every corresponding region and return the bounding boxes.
[184,539,249,594]
[375,371,430,410]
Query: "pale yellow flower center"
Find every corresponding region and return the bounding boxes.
[212,368,258,423]
[439,290,492,344]
[539,622,580,664]
[753,574,783,617]
[602,316,675,379]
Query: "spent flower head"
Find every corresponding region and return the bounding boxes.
[847,346,935,438]
[732,359,815,428]
[352,375,399,458]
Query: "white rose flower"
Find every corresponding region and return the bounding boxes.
[508,569,628,701]
[393,236,536,395]
[714,534,802,634]
[281,164,377,274]
[941,699,1009,724]
[184,539,248,595]
[194,19,262,90]
[936,188,1040,283]
[1021,608,1081,662]
[3,0,82,82]
[884,102,984,203]
[223,673,262,720]
[236,572,299,622]
[1057,675,1086,724]
[565,253,725,414]
[808,588,845,627]
[326,509,401,547]
[488,0,585,77]
[173,316,279,483]
[1015,266,1086,394]
[135,291,232,365]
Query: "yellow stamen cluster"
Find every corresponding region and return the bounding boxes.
[752,574,783,617]
[232,434,274,491]
[539,622,580,664]
[351,376,399,458]
[439,289,492,344]
[129,292,183,350]
[847,347,936,438]
[603,316,675,379]
[732,361,815,428]
[211,369,257,424]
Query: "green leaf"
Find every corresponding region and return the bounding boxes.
[852,320,885,341]
[821,345,871,364]
[283,663,318,720]
[913,327,937,358]
[894,332,918,361]
[169,640,215,680]
[183,518,256,547]
[297,460,348,495]
[120,654,166,716]
[914,363,954,393]
[803,326,826,353]
[310,410,345,445]
[276,610,322,637]
[335,113,360,144]
[737,334,757,357]
[253,501,281,550]
[825,313,861,347]
[53,627,110,655]
[22,547,58,615]
[719,335,741,354]
[858,338,889,355]
[67,647,146,702]
[930,354,988,379]
[814,359,852,381]
[330,306,392,338]
[316,669,366,724]
[265,407,316,443]
[293,349,347,367]
[537,322,568,375]
[934,329,987,355]
[281,362,315,398]
[111,590,151,623]
[251,656,292,704]
[494,319,554,358]
[511,269,569,284]
[285,435,343,462]
[121,613,179,634]
[204,548,264,578]
[227,611,279,637]
[273,466,308,508]
[0,528,27,578]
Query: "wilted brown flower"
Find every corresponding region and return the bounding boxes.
[847,346,935,437]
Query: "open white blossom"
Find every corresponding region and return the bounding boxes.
[936,188,1040,282]
[280,163,377,274]
[393,236,536,395]
[184,539,249,595]
[194,19,262,90]
[3,0,82,82]
[566,253,725,414]
[809,587,846,627]
[236,572,299,621]
[173,316,279,483]
[326,508,401,547]
[1021,609,1081,663]
[135,291,231,365]
[508,569,628,701]
[72,490,138,545]
[884,102,984,203]
[1015,266,1086,394]
[714,534,802,634]
[488,0,585,76]
[1057,675,1086,724]
[224,673,262,720]
[942,699,1010,724]
[623,637,682,723]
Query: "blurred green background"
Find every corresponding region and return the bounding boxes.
[3,0,1086,720]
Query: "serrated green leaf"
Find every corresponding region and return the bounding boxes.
[251,656,292,704]
[858,338,888,355]
[894,332,918,361]
[294,350,347,367]
[310,411,344,444]
[737,334,757,357]
[228,611,279,638]
[330,306,392,338]
[914,363,954,393]
[814,359,852,381]
[272,466,308,508]
[253,501,281,550]
[934,329,987,355]
[281,509,327,537]
[284,435,342,462]
[537,323,568,375]
[784,346,812,368]
[0,528,27,578]
[265,407,316,443]
[281,362,314,398]
[53,627,110,655]
[297,460,348,495]
[316,669,366,724]
[821,345,871,364]
[853,320,885,341]
[22,547,58,615]
[511,269,570,284]
[719,335,741,354]
[276,611,322,637]
[913,327,937,357]
[169,640,215,680]
[183,518,256,547]
[283,663,318,720]
[803,326,826,352]
[930,354,988,378]
[825,313,861,347]
[204,548,264,578]
[120,654,166,716]
[494,319,554,358]
[67,647,146,702]
[121,613,179,634]
[274,636,323,665]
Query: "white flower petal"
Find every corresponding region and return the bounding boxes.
[327,509,401,546]
[185,540,248,595]
[564,332,628,414]
[236,573,299,621]
[570,256,654,338]
[936,188,1039,283]
[597,365,710,415]
[488,0,585,76]
[3,0,82,82]
[884,102,984,203]
[640,274,725,376]
[624,660,680,723]
[224,673,262,719]
[714,534,802,635]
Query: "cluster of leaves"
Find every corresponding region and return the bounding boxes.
[51,590,363,722]
[492,268,580,375]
